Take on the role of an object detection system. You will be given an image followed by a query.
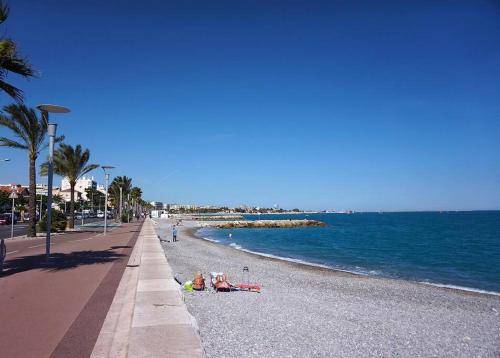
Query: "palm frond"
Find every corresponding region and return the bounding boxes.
[80,164,99,177]
[39,161,48,177]
[51,143,98,182]
[0,2,9,24]
[0,79,23,102]
[0,136,27,149]
[0,54,35,77]
[0,104,51,158]
[0,113,24,135]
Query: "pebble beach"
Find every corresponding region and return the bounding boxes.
[157,219,500,357]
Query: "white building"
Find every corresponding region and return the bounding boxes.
[168,204,197,210]
[35,183,60,196]
[61,176,97,200]
[97,184,106,195]
[150,201,163,210]
[56,188,83,203]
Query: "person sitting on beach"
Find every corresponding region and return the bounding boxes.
[172,226,178,242]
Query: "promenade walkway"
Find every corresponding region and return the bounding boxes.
[92,218,205,357]
[0,221,142,357]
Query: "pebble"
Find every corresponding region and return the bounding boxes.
[159,223,500,358]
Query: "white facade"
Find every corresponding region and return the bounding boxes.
[150,201,163,210]
[57,188,83,203]
[97,184,106,194]
[168,204,197,210]
[35,183,60,196]
[61,176,97,200]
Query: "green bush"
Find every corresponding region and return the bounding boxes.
[38,210,67,232]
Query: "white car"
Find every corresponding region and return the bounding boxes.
[97,212,104,218]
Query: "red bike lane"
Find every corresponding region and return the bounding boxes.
[0,220,143,358]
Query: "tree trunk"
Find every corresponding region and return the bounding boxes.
[27,156,37,237]
[69,184,75,229]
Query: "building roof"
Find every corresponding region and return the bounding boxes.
[0,184,29,195]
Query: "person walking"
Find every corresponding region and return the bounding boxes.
[172,225,177,242]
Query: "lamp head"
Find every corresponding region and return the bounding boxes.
[36,104,71,113]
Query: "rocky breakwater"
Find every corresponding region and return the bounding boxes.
[199,219,327,229]
[192,215,245,221]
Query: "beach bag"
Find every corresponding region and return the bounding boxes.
[215,274,231,292]
[193,273,205,291]
[183,281,193,292]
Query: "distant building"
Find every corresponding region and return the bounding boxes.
[61,176,97,200]
[57,188,83,203]
[97,184,106,195]
[35,183,61,196]
[150,201,163,210]
[168,204,197,210]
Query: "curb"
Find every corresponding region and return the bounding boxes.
[91,218,205,357]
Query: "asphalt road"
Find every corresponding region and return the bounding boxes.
[0,217,109,239]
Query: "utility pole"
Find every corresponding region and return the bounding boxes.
[102,166,115,234]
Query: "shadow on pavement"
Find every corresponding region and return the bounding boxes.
[1,248,126,278]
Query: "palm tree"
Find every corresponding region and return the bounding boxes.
[0,104,62,236]
[129,186,142,218]
[109,176,132,220]
[0,2,35,102]
[42,144,99,228]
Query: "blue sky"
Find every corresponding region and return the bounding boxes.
[0,0,499,211]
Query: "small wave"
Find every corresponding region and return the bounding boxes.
[201,237,220,243]
[227,245,368,276]
[194,231,500,297]
[419,282,500,297]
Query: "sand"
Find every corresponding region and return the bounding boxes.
[156,219,500,357]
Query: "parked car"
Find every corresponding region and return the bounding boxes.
[97,212,104,218]
[0,213,15,225]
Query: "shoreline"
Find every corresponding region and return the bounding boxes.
[159,220,500,357]
[191,227,500,298]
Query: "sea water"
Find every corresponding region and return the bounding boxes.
[197,211,500,294]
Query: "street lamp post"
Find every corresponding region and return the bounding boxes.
[9,186,17,240]
[36,104,70,260]
[119,186,123,222]
[102,166,114,235]
[80,198,84,227]
[127,194,130,223]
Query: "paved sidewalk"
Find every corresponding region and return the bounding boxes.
[0,221,143,358]
[92,218,205,357]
